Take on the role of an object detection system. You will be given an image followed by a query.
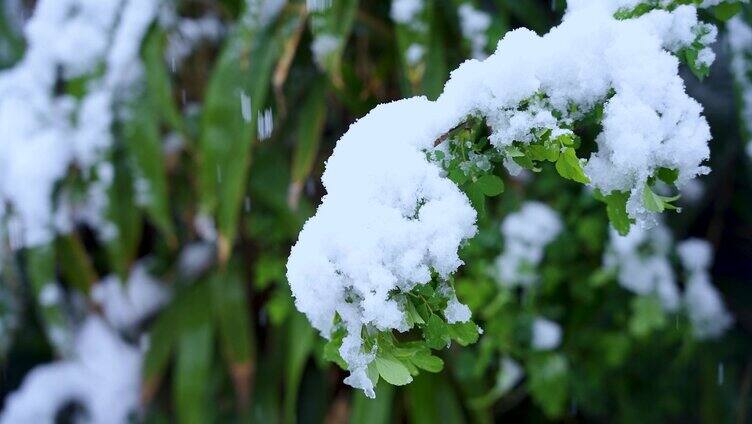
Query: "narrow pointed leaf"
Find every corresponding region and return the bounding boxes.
[210,267,255,409]
[309,0,359,87]
[288,76,328,208]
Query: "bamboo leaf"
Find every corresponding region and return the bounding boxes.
[198,6,306,262]
[174,282,214,424]
[143,27,184,134]
[288,76,328,209]
[350,383,394,424]
[56,234,97,294]
[394,1,447,98]
[283,312,315,424]
[309,0,359,87]
[105,147,142,278]
[406,373,466,424]
[26,245,72,355]
[495,0,551,34]
[142,301,180,401]
[122,93,175,244]
[210,267,255,409]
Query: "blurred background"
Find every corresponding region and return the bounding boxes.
[0,0,750,422]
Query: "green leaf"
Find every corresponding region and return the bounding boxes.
[405,300,425,327]
[350,383,394,424]
[142,27,184,133]
[406,373,465,424]
[174,321,214,424]
[527,354,569,418]
[283,312,315,424]
[289,76,328,208]
[629,296,666,337]
[122,89,175,243]
[56,235,96,294]
[656,167,679,185]
[496,0,550,33]
[142,302,180,401]
[174,281,214,424]
[198,7,306,260]
[595,189,633,236]
[449,321,480,346]
[375,355,413,386]
[411,351,444,373]
[394,1,447,98]
[105,147,143,278]
[26,245,71,355]
[554,147,590,184]
[681,46,710,81]
[323,327,348,369]
[713,2,743,21]
[308,0,359,87]
[210,268,255,408]
[642,183,681,213]
[475,175,504,197]
[424,314,451,350]
[466,183,486,217]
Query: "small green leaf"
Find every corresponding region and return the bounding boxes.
[405,300,425,326]
[424,314,451,350]
[475,174,504,197]
[449,321,480,346]
[466,183,486,217]
[594,189,633,236]
[642,184,665,212]
[367,360,380,386]
[656,167,679,185]
[555,147,590,184]
[642,183,681,213]
[411,351,444,373]
[713,2,743,21]
[375,355,413,386]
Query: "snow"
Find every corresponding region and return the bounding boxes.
[288,0,720,396]
[444,295,472,324]
[497,357,524,394]
[177,242,216,278]
[531,317,562,350]
[607,229,732,337]
[605,224,680,311]
[405,44,425,65]
[677,239,732,340]
[38,283,62,307]
[0,317,143,424]
[391,0,423,24]
[91,263,170,331]
[729,16,752,157]
[165,15,224,69]
[0,0,158,248]
[458,3,491,59]
[306,0,331,12]
[495,202,562,287]
[676,237,713,272]
[311,34,340,68]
